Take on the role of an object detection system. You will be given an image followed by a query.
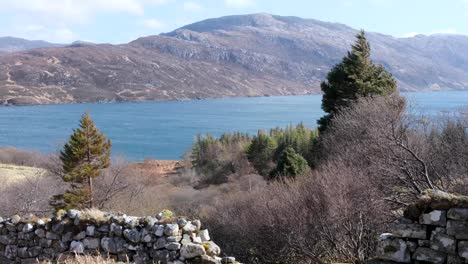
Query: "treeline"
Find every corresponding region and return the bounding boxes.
[190,123,317,186]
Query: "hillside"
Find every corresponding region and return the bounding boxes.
[1,14,468,105]
[0,36,63,54]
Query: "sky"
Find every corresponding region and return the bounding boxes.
[0,0,467,44]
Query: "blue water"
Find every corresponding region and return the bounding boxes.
[0,91,466,161]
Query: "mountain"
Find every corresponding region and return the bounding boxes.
[0,14,468,105]
[0,37,63,54]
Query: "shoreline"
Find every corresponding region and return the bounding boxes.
[2,89,466,107]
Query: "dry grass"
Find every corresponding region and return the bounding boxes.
[79,208,110,223]
[0,163,47,185]
[41,255,126,263]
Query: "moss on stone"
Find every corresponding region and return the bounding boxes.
[383,245,398,254]
[404,189,468,220]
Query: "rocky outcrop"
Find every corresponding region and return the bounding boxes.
[0,209,239,264]
[372,190,468,263]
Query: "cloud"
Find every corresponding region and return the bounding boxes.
[183,1,202,12]
[142,18,166,29]
[224,0,255,8]
[0,0,170,24]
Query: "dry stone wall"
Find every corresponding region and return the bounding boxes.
[0,209,239,264]
[372,190,468,264]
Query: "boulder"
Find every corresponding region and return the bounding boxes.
[70,240,84,254]
[180,243,206,259]
[204,241,221,257]
[200,230,210,242]
[123,228,141,243]
[165,224,179,236]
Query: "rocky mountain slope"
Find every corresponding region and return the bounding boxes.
[1,14,468,105]
[0,37,63,54]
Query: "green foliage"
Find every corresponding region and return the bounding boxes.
[51,112,111,210]
[319,30,397,132]
[247,131,277,176]
[271,147,310,179]
[191,123,317,180]
[190,132,251,185]
[271,123,318,163]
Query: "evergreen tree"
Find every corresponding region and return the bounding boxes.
[318,30,397,131]
[51,112,111,210]
[271,147,310,179]
[247,131,277,176]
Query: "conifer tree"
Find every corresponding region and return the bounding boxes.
[318,30,397,131]
[271,147,310,179]
[247,131,277,176]
[51,112,111,210]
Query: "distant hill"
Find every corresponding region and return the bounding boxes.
[0,36,63,54]
[0,14,468,105]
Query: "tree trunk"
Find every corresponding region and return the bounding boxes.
[89,176,94,208]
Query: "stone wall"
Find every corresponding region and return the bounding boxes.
[0,209,239,264]
[372,190,468,264]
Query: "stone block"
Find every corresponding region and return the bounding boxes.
[458,240,468,259]
[413,247,446,264]
[420,210,447,226]
[447,254,464,264]
[430,233,456,254]
[448,208,468,220]
[447,220,468,239]
[392,224,427,239]
[376,236,410,263]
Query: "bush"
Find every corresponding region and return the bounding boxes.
[316,95,468,205]
[202,161,388,264]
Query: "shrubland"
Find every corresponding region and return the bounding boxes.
[1,31,467,264]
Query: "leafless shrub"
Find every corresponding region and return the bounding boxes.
[201,160,386,264]
[317,95,468,206]
[0,147,51,168]
[0,170,65,216]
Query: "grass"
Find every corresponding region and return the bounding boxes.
[0,163,47,185]
[41,255,127,263]
[79,208,110,223]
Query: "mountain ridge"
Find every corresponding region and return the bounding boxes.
[1,13,467,105]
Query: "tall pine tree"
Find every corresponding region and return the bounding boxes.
[51,112,111,210]
[318,30,397,131]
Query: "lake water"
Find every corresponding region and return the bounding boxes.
[0,91,467,161]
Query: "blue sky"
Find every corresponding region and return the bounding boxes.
[0,0,467,44]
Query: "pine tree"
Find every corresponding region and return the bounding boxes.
[247,131,277,176]
[51,112,111,210]
[318,30,397,131]
[271,147,310,179]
